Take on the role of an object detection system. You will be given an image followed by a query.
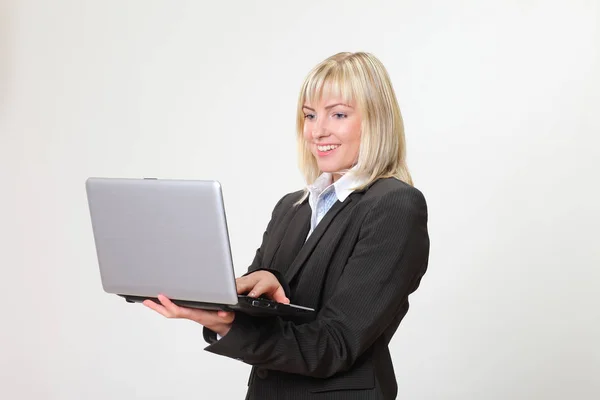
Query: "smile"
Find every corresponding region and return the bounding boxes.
[317,144,340,152]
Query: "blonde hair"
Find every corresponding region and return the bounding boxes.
[296,52,412,194]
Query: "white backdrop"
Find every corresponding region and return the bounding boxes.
[1,0,599,399]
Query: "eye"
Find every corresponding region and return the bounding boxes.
[304,113,316,120]
[333,113,347,119]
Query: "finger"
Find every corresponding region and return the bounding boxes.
[248,280,276,299]
[271,286,290,304]
[248,280,289,303]
[236,276,257,295]
[157,294,190,318]
[246,283,263,298]
[143,299,170,317]
[183,308,232,326]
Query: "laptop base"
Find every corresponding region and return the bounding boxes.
[120,294,315,317]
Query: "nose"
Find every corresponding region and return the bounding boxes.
[312,118,329,140]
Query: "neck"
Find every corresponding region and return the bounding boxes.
[332,171,345,184]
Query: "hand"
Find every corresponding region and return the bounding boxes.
[143,294,235,337]
[236,270,290,304]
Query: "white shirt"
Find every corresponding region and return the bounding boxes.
[306,169,367,238]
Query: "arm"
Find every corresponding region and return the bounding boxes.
[203,193,293,343]
[241,193,293,297]
[204,187,430,378]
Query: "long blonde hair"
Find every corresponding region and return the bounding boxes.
[296,52,412,193]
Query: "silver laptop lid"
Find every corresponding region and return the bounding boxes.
[85,178,238,305]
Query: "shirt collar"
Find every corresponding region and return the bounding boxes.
[307,167,368,203]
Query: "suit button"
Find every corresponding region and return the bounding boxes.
[256,368,269,379]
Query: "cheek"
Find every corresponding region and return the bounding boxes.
[341,121,361,146]
[352,120,362,142]
[303,123,312,141]
[345,121,362,159]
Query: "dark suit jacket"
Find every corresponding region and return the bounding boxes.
[203,177,430,399]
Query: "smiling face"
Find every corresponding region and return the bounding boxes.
[296,52,412,188]
[302,96,362,180]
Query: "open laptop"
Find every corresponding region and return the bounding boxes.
[85,177,314,317]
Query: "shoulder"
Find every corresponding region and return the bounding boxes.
[275,189,306,209]
[268,189,306,218]
[338,179,429,244]
[364,178,426,206]
[357,178,428,224]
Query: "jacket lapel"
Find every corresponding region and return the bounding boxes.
[267,202,311,273]
[284,196,354,283]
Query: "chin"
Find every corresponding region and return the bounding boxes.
[318,165,345,174]
[315,157,352,174]
[316,163,336,173]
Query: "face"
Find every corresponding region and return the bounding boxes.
[302,96,362,181]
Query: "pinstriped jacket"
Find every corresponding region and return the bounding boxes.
[204,177,430,399]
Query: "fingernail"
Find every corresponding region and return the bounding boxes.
[249,291,256,297]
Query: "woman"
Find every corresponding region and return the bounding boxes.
[144,52,430,399]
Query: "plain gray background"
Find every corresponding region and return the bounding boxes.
[1,0,599,399]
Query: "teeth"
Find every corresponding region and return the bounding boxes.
[317,145,339,152]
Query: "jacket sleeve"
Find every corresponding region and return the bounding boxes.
[203,192,292,344]
[203,187,430,378]
[245,192,291,274]
[240,192,293,296]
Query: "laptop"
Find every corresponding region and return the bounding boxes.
[85,177,314,317]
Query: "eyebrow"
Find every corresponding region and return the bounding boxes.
[302,103,353,112]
